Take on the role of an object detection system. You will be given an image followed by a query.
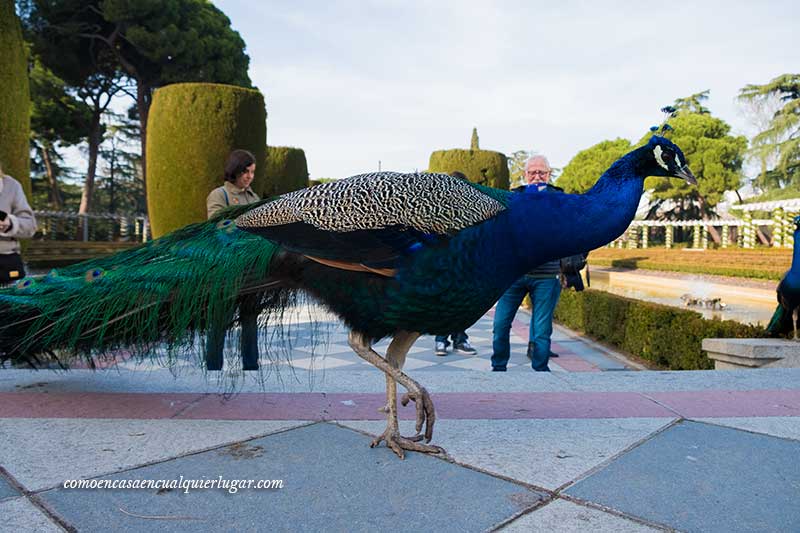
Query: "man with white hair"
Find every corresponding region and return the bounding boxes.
[491,155,563,372]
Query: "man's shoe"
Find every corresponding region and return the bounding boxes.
[549,351,559,358]
[435,341,448,356]
[491,367,507,372]
[453,341,477,355]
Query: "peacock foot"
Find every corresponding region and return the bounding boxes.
[400,385,437,442]
[370,428,445,459]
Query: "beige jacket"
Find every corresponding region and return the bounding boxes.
[206,181,260,219]
[0,175,37,254]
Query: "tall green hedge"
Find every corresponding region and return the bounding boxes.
[261,145,309,197]
[554,289,766,370]
[146,83,267,237]
[0,0,31,197]
[428,149,509,189]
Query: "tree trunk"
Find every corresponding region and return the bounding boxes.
[136,81,150,203]
[40,143,63,210]
[78,111,103,215]
[108,146,116,213]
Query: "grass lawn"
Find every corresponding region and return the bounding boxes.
[589,246,792,281]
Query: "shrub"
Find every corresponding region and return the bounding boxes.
[146,82,267,237]
[554,289,766,369]
[261,146,308,197]
[0,1,31,196]
[428,149,509,189]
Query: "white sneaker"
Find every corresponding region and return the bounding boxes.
[435,341,448,356]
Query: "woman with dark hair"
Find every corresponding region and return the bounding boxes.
[206,149,259,217]
[205,149,260,371]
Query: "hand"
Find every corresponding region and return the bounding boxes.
[0,220,9,232]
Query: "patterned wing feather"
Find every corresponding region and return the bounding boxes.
[236,172,507,262]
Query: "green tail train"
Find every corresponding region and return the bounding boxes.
[0,201,281,367]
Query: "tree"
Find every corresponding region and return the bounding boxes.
[470,127,479,150]
[21,0,251,204]
[640,112,747,224]
[673,90,711,115]
[738,74,800,190]
[29,58,92,209]
[96,110,143,213]
[555,138,632,193]
[19,0,128,214]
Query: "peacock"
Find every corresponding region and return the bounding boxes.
[767,215,800,340]
[0,135,695,458]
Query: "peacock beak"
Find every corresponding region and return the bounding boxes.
[676,165,697,185]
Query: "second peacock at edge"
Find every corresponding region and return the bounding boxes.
[0,135,697,459]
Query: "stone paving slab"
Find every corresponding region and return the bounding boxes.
[340,418,674,490]
[500,498,663,532]
[40,423,546,532]
[0,497,61,533]
[0,419,306,491]
[0,471,21,501]
[695,416,800,441]
[565,420,800,532]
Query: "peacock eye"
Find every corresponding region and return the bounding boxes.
[85,268,105,282]
[653,146,669,170]
[15,278,33,289]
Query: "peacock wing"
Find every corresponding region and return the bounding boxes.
[235,171,508,263]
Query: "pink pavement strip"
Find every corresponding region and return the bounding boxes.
[549,341,600,372]
[2,390,799,420]
[0,392,205,419]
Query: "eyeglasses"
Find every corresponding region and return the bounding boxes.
[526,170,550,177]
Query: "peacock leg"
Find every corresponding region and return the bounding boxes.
[348,331,444,458]
[793,308,799,341]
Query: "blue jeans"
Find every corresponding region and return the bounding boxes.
[491,276,561,371]
[435,331,468,346]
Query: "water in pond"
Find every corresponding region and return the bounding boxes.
[588,269,776,326]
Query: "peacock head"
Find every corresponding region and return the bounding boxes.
[643,136,696,185]
[794,215,800,229]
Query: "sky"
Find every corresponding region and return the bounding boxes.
[215,1,797,180]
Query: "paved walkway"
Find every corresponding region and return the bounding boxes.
[1,306,799,532]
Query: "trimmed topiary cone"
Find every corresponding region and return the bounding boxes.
[428,148,509,190]
[262,145,309,197]
[0,0,31,196]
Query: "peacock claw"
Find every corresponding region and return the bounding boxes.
[400,386,436,442]
[370,429,445,459]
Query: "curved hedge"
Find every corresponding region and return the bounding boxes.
[261,145,309,197]
[428,149,509,189]
[146,83,267,237]
[554,289,766,370]
[0,0,31,196]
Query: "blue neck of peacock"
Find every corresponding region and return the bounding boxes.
[793,227,800,272]
[482,146,647,287]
